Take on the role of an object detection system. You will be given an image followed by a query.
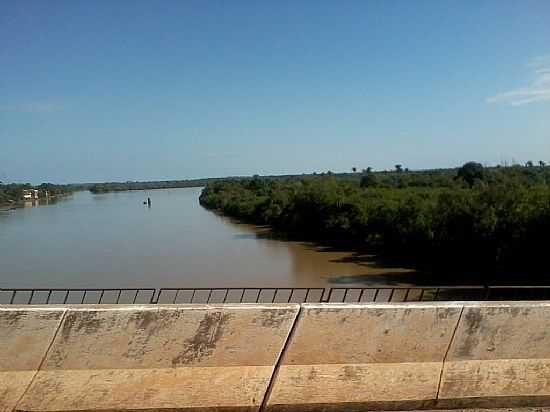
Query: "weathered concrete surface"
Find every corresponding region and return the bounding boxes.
[15,304,299,412]
[265,302,463,411]
[0,307,65,412]
[6,301,550,411]
[403,409,550,412]
[439,302,550,408]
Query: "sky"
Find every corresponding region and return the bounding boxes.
[1,1,550,184]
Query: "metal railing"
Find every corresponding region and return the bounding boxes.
[2,286,550,305]
[0,288,156,305]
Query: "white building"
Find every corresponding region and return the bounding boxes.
[22,189,39,200]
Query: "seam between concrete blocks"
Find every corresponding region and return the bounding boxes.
[259,304,303,412]
[435,305,464,402]
[13,308,67,412]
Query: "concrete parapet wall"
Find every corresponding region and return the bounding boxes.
[438,302,550,408]
[265,302,463,411]
[0,307,65,412]
[2,304,299,412]
[3,301,550,411]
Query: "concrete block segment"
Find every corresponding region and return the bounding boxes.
[439,302,550,408]
[16,304,299,412]
[265,302,463,411]
[0,307,65,412]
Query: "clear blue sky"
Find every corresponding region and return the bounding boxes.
[1,0,549,184]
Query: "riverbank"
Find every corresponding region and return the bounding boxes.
[0,193,72,212]
[199,166,550,282]
[1,183,74,210]
[0,202,18,211]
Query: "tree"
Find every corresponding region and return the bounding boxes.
[352,167,357,173]
[395,164,403,173]
[457,162,484,187]
[540,161,546,168]
[360,173,378,188]
[526,161,534,168]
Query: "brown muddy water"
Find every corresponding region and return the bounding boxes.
[0,187,416,289]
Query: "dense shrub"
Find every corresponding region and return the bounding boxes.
[200,165,550,274]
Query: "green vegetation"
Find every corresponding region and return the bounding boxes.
[0,182,73,206]
[87,173,363,193]
[200,163,550,276]
[88,178,223,193]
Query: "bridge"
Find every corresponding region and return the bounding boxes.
[3,286,550,411]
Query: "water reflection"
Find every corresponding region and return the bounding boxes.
[216,215,416,286]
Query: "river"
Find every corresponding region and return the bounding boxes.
[0,187,415,289]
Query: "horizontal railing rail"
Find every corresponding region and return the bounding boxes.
[2,285,550,305]
[0,288,157,305]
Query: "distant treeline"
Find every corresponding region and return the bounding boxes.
[87,174,341,193]
[88,178,223,193]
[0,183,73,205]
[199,163,550,276]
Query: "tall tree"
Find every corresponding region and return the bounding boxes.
[457,161,484,187]
[360,174,378,188]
